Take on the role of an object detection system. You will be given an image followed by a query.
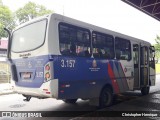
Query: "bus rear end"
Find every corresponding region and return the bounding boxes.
[10,15,58,99]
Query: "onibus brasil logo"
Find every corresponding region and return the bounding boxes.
[1,112,42,118]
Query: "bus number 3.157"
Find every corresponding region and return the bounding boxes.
[61,59,76,68]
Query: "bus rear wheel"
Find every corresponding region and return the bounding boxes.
[141,86,150,95]
[99,87,113,108]
[63,99,77,104]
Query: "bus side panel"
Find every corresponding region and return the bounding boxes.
[53,55,129,99]
[54,56,109,99]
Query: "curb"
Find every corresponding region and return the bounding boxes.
[0,90,15,96]
[0,83,15,96]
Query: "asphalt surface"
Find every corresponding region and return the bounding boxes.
[0,75,160,120]
[72,74,160,120]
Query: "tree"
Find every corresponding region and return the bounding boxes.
[16,2,53,24]
[0,1,15,38]
[155,35,160,63]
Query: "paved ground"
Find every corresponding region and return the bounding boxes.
[72,75,160,120]
[0,83,14,95]
[1,91,160,120]
[0,75,160,120]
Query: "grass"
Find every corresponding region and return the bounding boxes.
[156,64,160,74]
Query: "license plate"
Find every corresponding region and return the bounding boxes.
[22,72,31,79]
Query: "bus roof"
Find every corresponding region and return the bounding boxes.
[13,13,151,46]
[51,13,151,45]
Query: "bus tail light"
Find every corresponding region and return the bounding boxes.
[44,62,53,82]
[45,72,50,79]
[43,89,51,94]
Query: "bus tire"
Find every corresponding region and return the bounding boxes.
[63,99,77,104]
[141,87,150,95]
[99,87,113,108]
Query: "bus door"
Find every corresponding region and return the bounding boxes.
[140,46,149,87]
[133,44,140,88]
[149,46,156,86]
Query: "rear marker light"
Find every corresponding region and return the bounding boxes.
[46,92,51,94]
[43,89,50,94]
[60,90,64,93]
[61,85,65,88]
[61,84,70,88]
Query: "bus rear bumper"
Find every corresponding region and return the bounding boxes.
[14,79,59,99]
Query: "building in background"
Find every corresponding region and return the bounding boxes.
[0,39,8,58]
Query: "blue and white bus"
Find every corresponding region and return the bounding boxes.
[6,13,155,107]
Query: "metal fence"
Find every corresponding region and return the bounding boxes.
[0,61,11,84]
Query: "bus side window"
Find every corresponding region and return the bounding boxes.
[60,43,70,55]
[115,37,131,61]
[92,31,114,59]
[59,23,73,56]
[70,43,76,55]
[76,29,91,57]
[59,22,91,57]
[77,45,90,57]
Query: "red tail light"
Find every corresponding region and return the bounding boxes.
[45,65,50,71]
[44,62,53,82]
[45,72,50,79]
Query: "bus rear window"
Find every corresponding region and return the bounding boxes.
[11,19,47,52]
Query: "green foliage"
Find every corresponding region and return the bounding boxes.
[0,1,15,38]
[0,1,53,38]
[154,35,160,63]
[155,35,160,50]
[156,64,160,73]
[155,35,160,43]
[16,2,53,24]
[154,45,160,63]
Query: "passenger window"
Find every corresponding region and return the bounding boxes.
[115,37,131,60]
[59,23,91,57]
[92,31,114,59]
